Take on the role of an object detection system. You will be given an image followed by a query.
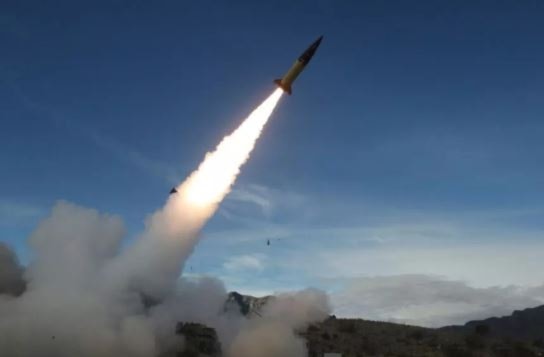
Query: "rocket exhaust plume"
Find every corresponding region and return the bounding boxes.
[181,88,283,209]
[0,87,332,357]
[109,89,284,297]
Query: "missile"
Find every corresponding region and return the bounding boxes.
[274,36,323,95]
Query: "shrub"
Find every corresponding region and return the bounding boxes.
[408,329,425,341]
[443,343,474,357]
[513,341,537,357]
[465,334,485,349]
[321,332,331,340]
[474,324,490,336]
[339,321,356,334]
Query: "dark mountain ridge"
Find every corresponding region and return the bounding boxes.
[443,304,544,341]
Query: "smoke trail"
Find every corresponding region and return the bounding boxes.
[0,88,332,357]
[182,88,284,208]
[108,89,283,297]
[0,243,26,296]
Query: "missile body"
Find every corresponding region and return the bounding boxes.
[274,36,323,95]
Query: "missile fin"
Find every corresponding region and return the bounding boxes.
[274,79,292,95]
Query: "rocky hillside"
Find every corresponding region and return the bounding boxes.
[224,291,272,317]
[303,316,543,357]
[172,293,544,357]
[172,315,544,357]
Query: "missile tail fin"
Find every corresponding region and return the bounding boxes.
[274,79,292,95]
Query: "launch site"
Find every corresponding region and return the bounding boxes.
[1,1,544,356]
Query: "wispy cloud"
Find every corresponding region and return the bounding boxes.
[7,82,180,185]
[227,184,274,217]
[89,133,180,184]
[274,227,544,289]
[223,254,266,272]
[197,206,544,327]
[0,201,44,226]
[220,183,307,224]
[200,200,544,324]
[203,194,544,288]
[331,274,544,327]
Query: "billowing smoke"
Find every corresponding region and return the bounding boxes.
[0,89,330,356]
[152,281,330,357]
[0,243,26,296]
[0,202,155,357]
[228,290,330,357]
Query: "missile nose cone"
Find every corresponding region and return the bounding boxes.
[311,36,323,48]
[296,36,324,65]
[307,36,323,54]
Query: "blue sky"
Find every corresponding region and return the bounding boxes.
[2,1,544,323]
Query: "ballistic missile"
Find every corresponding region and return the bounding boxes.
[274,36,323,95]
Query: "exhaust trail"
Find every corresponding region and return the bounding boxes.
[0,88,332,357]
[180,88,283,208]
[109,89,284,297]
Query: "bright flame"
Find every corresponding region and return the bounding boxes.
[178,88,283,207]
[108,89,284,296]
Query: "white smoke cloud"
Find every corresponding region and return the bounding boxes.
[223,254,266,272]
[0,242,25,296]
[0,200,43,226]
[228,322,307,357]
[0,199,329,357]
[262,289,331,329]
[0,89,330,356]
[227,289,331,357]
[0,201,156,357]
